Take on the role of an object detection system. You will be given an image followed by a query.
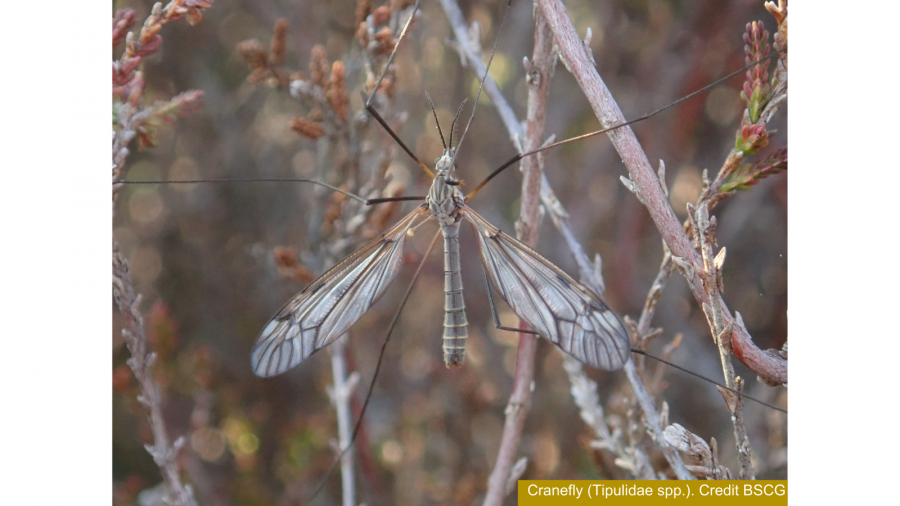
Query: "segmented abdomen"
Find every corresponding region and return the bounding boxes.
[441,223,468,366]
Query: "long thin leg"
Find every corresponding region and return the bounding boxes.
[448,0,513,168]
[629,349,786,413]
[361,0,433,177]
[113,178,371,204]
[364,0,421,110]
[305,228,441,504]
[113,177,429,207]
[464,53,778,200]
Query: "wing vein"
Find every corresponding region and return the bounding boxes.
[251,208,425,376]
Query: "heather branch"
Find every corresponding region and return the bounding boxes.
[112,5,212,504]
[441,0,689,483]
[113,1,210,198]
[113,1,214,98]
[664,424,733,479]
[538,0,786,389]
[238,8,415,502]
[534,0,697,480]
[565,356,655,479]
[641,13,789,387]
[327,337,360,506]
[482,8,553,505]
[689,202,754,478]
[113,246,198,506]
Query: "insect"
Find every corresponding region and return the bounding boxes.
[112,0,787,501]
[250,120,631,377]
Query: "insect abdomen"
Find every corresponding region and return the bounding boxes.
[441,223,468,367]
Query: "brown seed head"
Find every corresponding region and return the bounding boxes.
[309,45,330,89]
[238,39,268,70]
[290,117,325,139]
[270,19,288,66]
[356,0,374,26]
[372,6,391,27]
[330,61,348,123]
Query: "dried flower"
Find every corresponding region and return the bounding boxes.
[238,20,292,87]
[372,6,392,27]
[113,8,136,48]
[764,1,787,26]
[330,61,348,123]
[290,117,325,139]
[356,0,374,26]
[154,90,205,123]
[309,45,331,89]
[238,39,268,71]
[373,26,396,56]
[270,19,288,67]
[320,187,349,236]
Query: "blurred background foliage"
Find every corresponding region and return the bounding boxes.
[113,0,786,504]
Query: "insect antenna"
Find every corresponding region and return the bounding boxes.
[424,90,447,150]
[465,53,779,200]
[447,98,467,150]
[304,229,441,504]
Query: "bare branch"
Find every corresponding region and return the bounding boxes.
[328,336,358,506]
[113,245,198,506]
[536,0,786,387]
[538,0,695,480]
[483,7,553,505]
[664,424,734,479]
[444,0,691,484]
[112,4,213,504]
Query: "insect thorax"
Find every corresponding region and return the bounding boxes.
[427,150,465,226]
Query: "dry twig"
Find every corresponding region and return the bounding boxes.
[112,3,213,504]
[441,0,691,486]
[237,4,420,502]
[482,9,553,505]
[538,0,789,479]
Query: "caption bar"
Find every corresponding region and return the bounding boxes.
[518,481,786,504]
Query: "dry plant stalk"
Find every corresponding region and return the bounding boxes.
[537,0,788,480]
[443,0,787,487]
[236,3,419,503]
[440,0,695,493]
[664,424,734,479]
[112,2,213,505]
[482,10,555,505]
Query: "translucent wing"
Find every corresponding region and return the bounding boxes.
[464,208,630,370]
[251,209,424,377]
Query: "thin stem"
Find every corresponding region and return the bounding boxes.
[691,204,755,478]
[537,0,695,479]
[482,8,553,505]
[438,0,520,139]
[442,0,689,482]
[329,336,357,506]
[536,0,786,387]
[113,245,197,506]
[635,250,675,344]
